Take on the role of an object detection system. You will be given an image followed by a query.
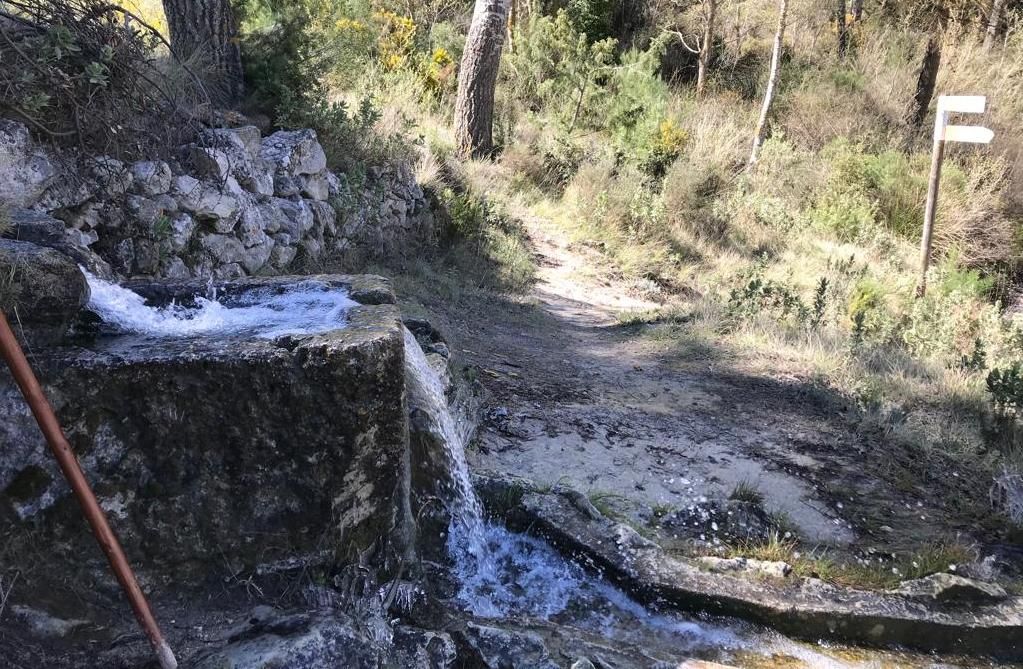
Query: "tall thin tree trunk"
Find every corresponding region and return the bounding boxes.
[161,0,243,103]
[749,0,789,166]
[836,0,848,56]
[507,0,517,53]
[852,0,863,22]
[696,0,717,97]
[454,0,512,158]
[984,0,1007,49]
[911,36,941,130]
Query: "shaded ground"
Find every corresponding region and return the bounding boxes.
[401,213,1014,570]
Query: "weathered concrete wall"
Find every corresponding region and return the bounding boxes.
[0,274,415,579]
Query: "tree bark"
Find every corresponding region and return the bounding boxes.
[911,36,941,130]
[984,0,1007,49]
[836,0,848,56]
[749,0,788,166]
[454,0,512,158]
[696,0,717,97]
[852,0,863,22]
[161,0,244,103]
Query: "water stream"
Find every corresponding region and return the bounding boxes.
[81,274,1000,668]
[84,271,358,339]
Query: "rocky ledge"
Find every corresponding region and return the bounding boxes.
[475,472,1023,660]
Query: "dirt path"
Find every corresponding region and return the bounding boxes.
[457,216,878,548]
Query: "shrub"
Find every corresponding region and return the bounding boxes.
[436,188,535,293]
[812,187,876,242]
[0,0,203,159]
[503,11,616,130]
[847,277,885,329]
[988,363,1023,415]
[276,89,413,171]
[239,0,375,116]
[722,263,811,331]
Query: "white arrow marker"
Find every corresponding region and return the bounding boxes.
[937,95,987,114]
[943,125,995,144]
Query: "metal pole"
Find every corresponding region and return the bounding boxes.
[917,114,946,297]
[0,312,177,669]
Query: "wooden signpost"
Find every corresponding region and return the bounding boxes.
[917,95,994,297]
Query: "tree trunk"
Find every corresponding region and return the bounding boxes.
[852,0,863,22]
[696,0,717,97]
[454,0,512,158]
[161,0,244,103]
[984,0,1007,49]
[749,0,789,166]
[507,0,517,53]
[836,0,848,56]
[911,36,941,130]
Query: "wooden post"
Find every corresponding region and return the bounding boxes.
[917,131,945,297]
[916,95,993,297]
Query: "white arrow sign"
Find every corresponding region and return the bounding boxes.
[943,125,995,144]
[937,95,986,114]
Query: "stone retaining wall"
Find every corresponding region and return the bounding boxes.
[0,119,433,279]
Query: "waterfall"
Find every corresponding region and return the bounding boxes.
[402,328,734,641]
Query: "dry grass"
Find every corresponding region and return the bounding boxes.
[729,532,979,591]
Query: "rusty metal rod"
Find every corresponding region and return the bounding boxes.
[0,312,177,669]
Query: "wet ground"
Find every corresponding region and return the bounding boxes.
[406,214,1008,564]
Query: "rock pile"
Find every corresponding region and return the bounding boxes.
[0,120,433,279]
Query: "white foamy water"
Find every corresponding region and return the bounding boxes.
[85,272,357,339]
[402,328,746,654]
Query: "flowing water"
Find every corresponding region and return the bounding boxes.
[84,271,358,339]
[83,274,1004,668]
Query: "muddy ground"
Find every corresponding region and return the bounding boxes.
[401,214,1021,574]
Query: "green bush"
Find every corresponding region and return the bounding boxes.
[503,11,616,130]
[275,89,412,172]
[722,263,811,331]
[239,0,375,116]
[436,188,535,293]
[812,187,876,242]
[988,363,1023,414]
[564,0,615,41]
[0,0,202,158]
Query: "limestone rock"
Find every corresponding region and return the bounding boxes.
[10,605,89,640]
[167,213,196,253]
[260,129,327,177]
[698,556,792,579]
[65,227,98,248]
[0,239,88,343]
[276,198,315,237]
[0,277,412,577]
[894,573,1008,606]
[310,200,337,236]
[269,243,297,270]
[4,208,64,245]
[457,623,559,669]
[201,233,272,274]
[300,172,330,201]
[173,175,240,223]
[130,160,172,196]
[161,256,191,279]
[0,120,58,207]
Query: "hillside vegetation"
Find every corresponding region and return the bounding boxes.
[236,0,1023,537]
